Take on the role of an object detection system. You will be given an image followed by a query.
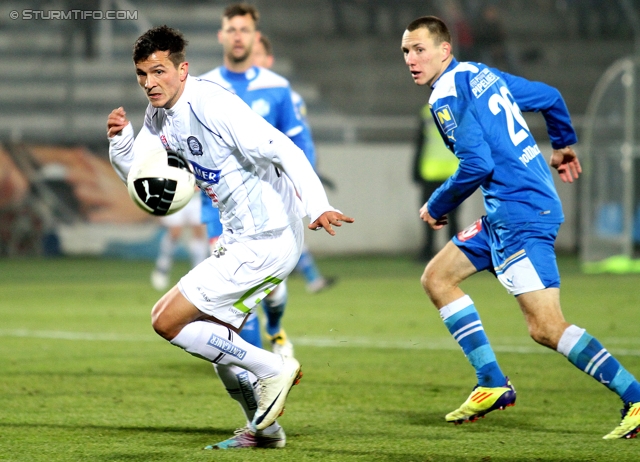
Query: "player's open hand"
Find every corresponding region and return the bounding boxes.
[550,146,581,183]
[309,211,354,236]
[107,107,130,138]
[419,204,448,230]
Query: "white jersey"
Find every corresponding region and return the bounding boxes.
[109,75,334,240]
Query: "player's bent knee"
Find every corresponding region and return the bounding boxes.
[150,286,211,341]
[528,328,555,349]
[527,322,563,350]
[151,302,174,340]
[420,268,431,292]
[151,297,184,341]
[421,261,444,297]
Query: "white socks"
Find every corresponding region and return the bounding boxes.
[170,320,283,379]
[156,232,209,273]
[214,363,281,434]
[188,237,209,268]
[155,232,175,273]
[215,364,259,419]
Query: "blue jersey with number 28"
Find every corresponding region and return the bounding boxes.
[427,58,578,226]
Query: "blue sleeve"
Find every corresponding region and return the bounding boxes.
[427,98,494,219]
[292,93,317,168]
[289,127,316,168]
[275,87,306,143]
[501,72,578,149]
[303,131,316,169]
[274,88,315,167]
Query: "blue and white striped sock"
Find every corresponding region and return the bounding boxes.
[557,325,640,404]
[440,295,506,387]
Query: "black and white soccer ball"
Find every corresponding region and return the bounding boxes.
[127,147,196,216]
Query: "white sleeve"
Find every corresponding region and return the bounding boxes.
[108,120,161,184]
[202,93,335,222]
[108,122,135,183]
[271,135,336,223]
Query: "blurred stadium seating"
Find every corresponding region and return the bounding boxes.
[0,0,636,144]
[0,0,637,256]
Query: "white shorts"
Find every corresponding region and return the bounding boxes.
[160,194,202,227]
[178,219,304,328]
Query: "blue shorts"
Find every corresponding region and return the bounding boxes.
[200,190,223,239]
[452,216,561,296]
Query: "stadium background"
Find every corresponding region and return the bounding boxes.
[0,0,637,258]
[5,2,640,460]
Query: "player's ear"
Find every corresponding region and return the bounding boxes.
[441,41,452,61]
[178,61,189,81]
[217,29,223,44]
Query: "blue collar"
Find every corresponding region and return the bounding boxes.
[431,57,459,89]
[220,66,259,82]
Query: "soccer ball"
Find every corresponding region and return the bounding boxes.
[127,147,196,216]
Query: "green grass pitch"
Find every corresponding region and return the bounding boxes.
[1,255,640,461]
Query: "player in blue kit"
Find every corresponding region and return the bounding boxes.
[252,34,337,295]
[402,16,640,439]
[200,4,334,358]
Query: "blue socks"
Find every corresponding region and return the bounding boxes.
[557,325,640,404]
[440,297,640,404]
[240,283,288,347]
[239,313,262,348]
[295,247,321,285]
[440,295,506,387]
[261,282,288,337]
[262,296,287,337]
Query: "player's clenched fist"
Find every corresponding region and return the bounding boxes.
[107,107,130,138]
[550,146,581,183]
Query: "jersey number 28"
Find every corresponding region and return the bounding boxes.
[488,86,530,146]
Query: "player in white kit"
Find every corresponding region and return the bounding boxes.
[106,25,353,449]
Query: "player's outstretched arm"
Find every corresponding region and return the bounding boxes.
[107,107,130,138]
[549,146,582,183]
[309,211,354,236]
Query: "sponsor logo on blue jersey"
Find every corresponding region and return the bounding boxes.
[207,334,247,360]
[519,144,541,165]
[187,136,203,156]
[191,160,221,183]
[435,105,457,133]
[470,68,499,98]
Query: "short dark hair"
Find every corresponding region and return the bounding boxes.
[223,3,259,25]
[133,25,188,67]
[259,35,273,56]
[406,16,451,45]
